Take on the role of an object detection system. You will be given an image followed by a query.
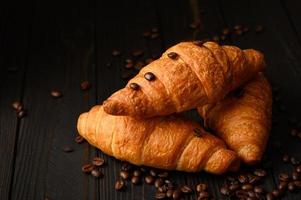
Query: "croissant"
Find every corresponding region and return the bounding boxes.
[103,41,265,118]
[77,105,240,174]
[197,73,272,165]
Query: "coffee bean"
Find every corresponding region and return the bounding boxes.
[140,167,147,173]
[172,189,182,199]
[282,154,290,163]
[120,170,130,180]
[125,63,134,69]
[167,52,178,60]
[144,72,156,81]
[115,180,125,190]
[121,162,132,171]
[238,175,248,184]
[155,192,166,199]
[254,186,264,194]
[131,176,140,185]
[91,169,103,178]
[294,180,301,188]
[222,28,231,35]
[296,165,301,173]
[279,172,290,182]
[229,183,240,191]
[133,169,142,177]
[129,83,139,90]
[17,110,27,119]
[155,178,164,188]
[150,169,157,177]
[220,186,230,195]
[248,175,260,184]
[254,169,267,177]
[166,189,173,198]
[288,182,295,192]
[198,191,209,198]
[266,192,274,200]
[125,59,133,64]
[167,182,175,190]
[248,191,256,197]
[150,33,159,39]
[51,90,63,98]
[92,157,105,166]
[112,50,121,56]
[292,171,299,180]
[278,181,287,191]
[144,175,154,184]
[235,29,243,35]
[180,185,192,193]
[75,135,85,144]
[157,172,168,178]
[82,164,94,173]
[234,25,242,30]
[272,189,281,197]
[242,184,253,191]
[255,25,264,33]
[158,185,168,193]
[62,146,73,153]
[196,183,207,192]
[80,81,91,91]
[132,49,144,57]
[12,101,22,111]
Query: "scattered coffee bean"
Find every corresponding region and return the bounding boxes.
[254,169,267,177]
[235,29,243,35]
[167,52,178,60]
[255,25,264,33]
[229,183,240,191]
[167,182,175,190]
[248,190,256,197]
[112,50,121,56]
[92,157,105,166]
[294,180,301,188]
[80,81,91,91]
[291,157,300,165]
[296,165,301,173]
[150,33,159,39]
[272,189,281,197]
[242,184,253,191]
[155,178,164,188]
[75,135,85,144]
[254,186,264,194]
[158,185,168,193]
[120,170,130,180]
[150,169,157,177]
[278,181,287,191]
[234,25,242,30]
[121,162,132,171]
[196,183,207,192]
[282,154,290,163]
[220,186,230,196]
[12,101,23,111]
[288,182,295,192]
[158,172,168,178]
[51,90,63,98]
[144,72,156,81]
[82,164,94,173]
[266,192,274,200]
[172,189,182,200]
[155,192,166,199]
[91,169,103,178]
[131,176,141,185]
[132,49,144,57]
[144,175,154,184]
[62,146,73,153]
[166,189,173,198]
[125,63,134,69]
[292,171,299,180]
[133,169,142,177]
[279,172,290,182]
[17,110,27,118]
[180,185,192,194]
[198,191,209,198]
[125,59,133,64]
[129,83,139,90]
[115,180,125,190]
[238,175,248,184]
[140,167,147,173]
[248,175,261,184]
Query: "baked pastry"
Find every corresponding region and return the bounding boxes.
[103,41,265,118]
[77,105,240,174]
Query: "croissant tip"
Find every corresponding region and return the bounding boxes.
[238,145,262,165]
[77,112,88,136]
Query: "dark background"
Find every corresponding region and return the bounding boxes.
[1,0,301,199]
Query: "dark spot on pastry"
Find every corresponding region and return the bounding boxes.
[130,83,140,90]
[167,52,178,59]
[144,72,156,81]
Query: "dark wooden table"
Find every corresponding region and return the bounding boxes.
[1,0,301,199]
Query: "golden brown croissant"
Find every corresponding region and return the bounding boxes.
[103,41,265,118]
[197,73,272,165]
[77,105,240,174]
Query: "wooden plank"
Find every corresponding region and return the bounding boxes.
[95,0,163,199]
[0,0,34,199]
[219,0,301,199]
[8,0,96,199]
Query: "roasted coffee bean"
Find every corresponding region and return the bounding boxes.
[222,28,231,35]
[292,171,299,180]
[242,184,253,191]
[278,181,288,191]
[294,180,301,188]
[166,189,173,198]
[158,185,168,193]
[133,169,142,177]
[80,81,91,91]
[254,186,264,194]
[235,29,243,35]
[288,182,295,192]
[91,169,103,178]
[150,33,159,39]
[131,176,140,185]
[220,186,230,195]
[198,191,209,198]
[144,175,154,184]
[255,25,264,33]
[272,189,281,197]
[238,175,248,184]
[140,167,147,173]
[125,59,133,64]
[248,191,256,197]
[167,52,178,60]
[234,25,242,30]
[17,110,27,118]
[248,175,260,184]
[115,180,125,190]
[180,185,192,193]
[172,189,182,200]
[92,157,105,166]
[112,50,121,56]
[167,182,175,190]
[236,190,247,199]
[296,165,301,173]
[157,172,168,178]
[129,83,139,90]
[279,172,290,182]
[155,178,164,188]
[229,183,240,191]
[144,72,156,81]
[282,154,290,163]
[125,62,134,69]
[62,146,73,153]
[266,192,274,200]
[120,171,130,180]
[51,90,63,98]
[155,192,166,199]
[12,101,22,111]
[75,135,85,144]
[254,169,267,177]
[82,164,95,173]
[150,169,157,177]
[196,183,207,192]
[132,49,144,57]
[121,162,132,171]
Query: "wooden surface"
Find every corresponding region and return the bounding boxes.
[1,0,301,199]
